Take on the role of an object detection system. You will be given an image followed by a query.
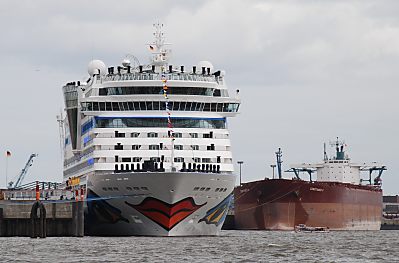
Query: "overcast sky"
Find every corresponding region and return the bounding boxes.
[0,0,398,194]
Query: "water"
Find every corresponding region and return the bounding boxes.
[0,231,398,262]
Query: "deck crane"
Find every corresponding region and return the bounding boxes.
[8,153,38,189]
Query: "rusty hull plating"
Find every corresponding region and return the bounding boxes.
[234,179,382,230]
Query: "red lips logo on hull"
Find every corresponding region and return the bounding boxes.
[125,197,206,231]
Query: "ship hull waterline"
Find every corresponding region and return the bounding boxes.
[234,179,382,231]
[84,172,235,236]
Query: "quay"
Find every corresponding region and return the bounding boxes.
[381,195,399,230]
[0,181,85,238]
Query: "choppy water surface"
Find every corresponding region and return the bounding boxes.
[0,231,398,262]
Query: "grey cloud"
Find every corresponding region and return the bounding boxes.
[0,0,397,194]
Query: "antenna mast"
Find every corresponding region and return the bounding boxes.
[148,22,171,68]
[323,142,328,161]
[56,110,65,162]
[276,148,283,179]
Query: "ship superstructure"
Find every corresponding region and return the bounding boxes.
[288,138,386,185]
[62,23,240,236]
[234,139,385,231]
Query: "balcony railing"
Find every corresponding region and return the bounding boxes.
[98,73,222,83]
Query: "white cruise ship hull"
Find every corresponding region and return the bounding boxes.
[85,172,235,236]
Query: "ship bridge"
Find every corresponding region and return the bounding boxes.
[288,138,386,186]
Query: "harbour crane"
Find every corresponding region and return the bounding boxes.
[8,153,38,189]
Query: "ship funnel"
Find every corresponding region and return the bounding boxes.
[192,66,196,74]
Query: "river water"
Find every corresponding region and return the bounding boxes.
[0,231,397,262]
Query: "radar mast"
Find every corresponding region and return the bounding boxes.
[148,22,171,69]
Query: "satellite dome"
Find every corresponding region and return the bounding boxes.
[220,70,226,77]
[88,60,106,76]
[122,59,131,67]
[197,61,214,73]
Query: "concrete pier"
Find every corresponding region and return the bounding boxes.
[0,201,84,237]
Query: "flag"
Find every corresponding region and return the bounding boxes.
[6,151,11,157]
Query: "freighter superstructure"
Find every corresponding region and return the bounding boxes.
[62,23,240,236]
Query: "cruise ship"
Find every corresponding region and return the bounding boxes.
[61,23,240,236]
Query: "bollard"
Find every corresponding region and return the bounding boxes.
[30,201,46,238]
[35,182,40,201]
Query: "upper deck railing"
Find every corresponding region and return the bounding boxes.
[97,73,223,84]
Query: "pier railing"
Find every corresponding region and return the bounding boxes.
[2,181,72,201]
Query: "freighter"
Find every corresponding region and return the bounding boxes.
[61,23,240,236]
[234,139,385,230]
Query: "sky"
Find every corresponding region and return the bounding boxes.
[0,0,398,194]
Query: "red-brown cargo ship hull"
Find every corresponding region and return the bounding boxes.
[234,179,382,230]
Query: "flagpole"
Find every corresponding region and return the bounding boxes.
[5,155,8,189]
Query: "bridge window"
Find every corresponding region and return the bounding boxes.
[147,132,158,138]
[191,145,199,150]
[132,157,141,162]
[95,118,226,129]
[149,145,160,150]
[132,145,141,150]
[174,157,184,162]
[114,143,123,150]
[173,132,182,138]
[131,132,140,137]
[174,145,183,150]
